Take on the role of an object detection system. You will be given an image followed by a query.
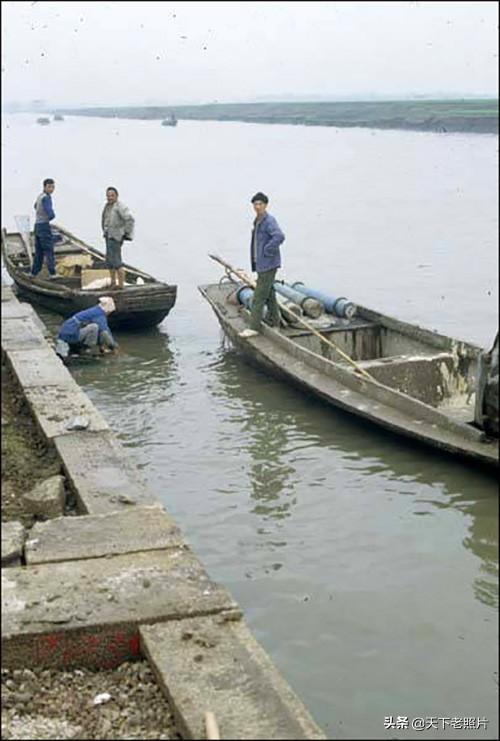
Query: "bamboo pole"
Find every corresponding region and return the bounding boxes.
[205,711,221,740]
[209,253,374,382]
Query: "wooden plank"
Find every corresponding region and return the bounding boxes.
[81,268,111,288]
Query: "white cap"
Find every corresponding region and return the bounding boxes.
[98,296,116,314]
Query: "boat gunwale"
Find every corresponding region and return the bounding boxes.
[199,283,496,460]
[2,226,177,295]
[2,227,177,327]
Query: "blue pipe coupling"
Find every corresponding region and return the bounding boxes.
[274,282,324,318]
[291,282,357,319]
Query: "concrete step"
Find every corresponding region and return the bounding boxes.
[54,430,159,514]
[2,521,26,567]
[23,383,109,440]
[141,616,326,740]
[7,347,71,388]
[1,300,40,320]
[1,316,47,352]
[26,506,184,564]
[1,284,15,302]
[2,550,239,669]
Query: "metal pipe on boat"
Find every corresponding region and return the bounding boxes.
[273,282,324,318]
[236,285,255,309]
[236,285,303,319]
[291,282,357,319]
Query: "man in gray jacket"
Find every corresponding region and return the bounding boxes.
[101,186,135,289]
[239,192,285,338]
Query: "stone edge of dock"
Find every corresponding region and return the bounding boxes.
[1,283,326,741]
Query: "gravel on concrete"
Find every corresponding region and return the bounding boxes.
[1,661,181,740]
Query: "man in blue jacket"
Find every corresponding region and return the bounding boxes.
[32,178,57,278]
[55,296,119,360]
[239,192,285,338]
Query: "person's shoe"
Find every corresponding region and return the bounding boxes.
[239,328,258,338]
[55,339,69,359]
[47,274,58,279]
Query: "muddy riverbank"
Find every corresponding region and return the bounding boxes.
[1,366,60,526]
[60,99,499,133]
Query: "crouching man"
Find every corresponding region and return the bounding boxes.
[55,296,119,360]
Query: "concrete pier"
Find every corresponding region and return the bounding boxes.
[1,287,326,739]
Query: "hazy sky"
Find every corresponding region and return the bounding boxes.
[1,1,498,106]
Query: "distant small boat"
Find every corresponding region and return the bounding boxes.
[161,115,178,127]
[36,117,50,125]
[53,114,64,121]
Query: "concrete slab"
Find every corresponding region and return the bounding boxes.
[1,317,47,352]
[1,284,15,302]
[2,550,239,669]
[54,431,159,514]
[30,311,54,339]
[1,300,38,320]
[23,384,109,440]
[140,617,326,740]
[26,506,184,564]
[1,522,26,567]
[7,348,72,388]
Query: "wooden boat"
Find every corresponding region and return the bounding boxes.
[1,224,177,329]
[199,280,499,469]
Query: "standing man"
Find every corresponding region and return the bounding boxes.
[101,186,135,289]
[239,192,285,338]
[31,178,57,278]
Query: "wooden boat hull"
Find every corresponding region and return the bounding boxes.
[2,226,177,330]
[199,283,498,469]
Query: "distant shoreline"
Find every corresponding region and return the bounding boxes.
[55,100,498,134]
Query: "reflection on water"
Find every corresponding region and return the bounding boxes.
[207,346,498,738]
[212,347,498,609]
[217,357,298,520]
[454,493,499,610]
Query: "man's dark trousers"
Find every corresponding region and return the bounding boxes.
[250,268,280,330]
[32,222,55,276]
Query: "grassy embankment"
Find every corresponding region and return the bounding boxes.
[59,99,498,133]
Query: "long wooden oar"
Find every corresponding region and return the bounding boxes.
[209,253,374,381]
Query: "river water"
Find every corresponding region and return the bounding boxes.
[2,114,498,739]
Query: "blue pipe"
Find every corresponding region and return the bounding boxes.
[236,285,305,323]
[274,282,323,317]
[291,282,357,318]
[273,282,305,305]
[236,285,254,309]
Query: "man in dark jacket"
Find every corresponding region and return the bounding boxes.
[31,178,57,278]
[239,192,285,338]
